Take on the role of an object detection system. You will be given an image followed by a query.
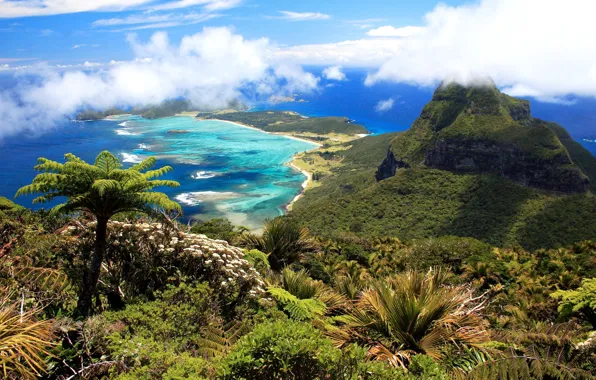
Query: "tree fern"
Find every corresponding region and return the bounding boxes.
[16,151,181,317]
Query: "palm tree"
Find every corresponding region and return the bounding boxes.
[327,268,489,369]
[16,151,181,316]
[241,218,312,270]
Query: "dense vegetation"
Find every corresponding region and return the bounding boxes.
[2,191,596,378]
[200,111,369,135]
[131,99,193,119]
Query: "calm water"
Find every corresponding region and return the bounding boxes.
[0,116,316,229]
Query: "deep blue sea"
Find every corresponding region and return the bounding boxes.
[1,68,595,229]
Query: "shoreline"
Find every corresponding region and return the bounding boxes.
[285,161,312,212]
[196,118,323,148]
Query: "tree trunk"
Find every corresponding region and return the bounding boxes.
[77,217,108,317]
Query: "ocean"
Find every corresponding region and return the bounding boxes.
[0,115,316,229]
[1,69,595,229]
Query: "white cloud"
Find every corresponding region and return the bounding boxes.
[150,0,241,11]
[0,0,152,18]
[366,25,423,37]
[0,0,240,18]
[273,38,402,67]
[0,27,319,138]
[275,11,331,21]
[375,98,394,113]
[322,66,346,81]
[364,0,596,100]
[93,12,219,30]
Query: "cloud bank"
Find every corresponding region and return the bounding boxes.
[0,27,319,138]
[364,0,596,101]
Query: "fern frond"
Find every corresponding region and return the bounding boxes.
[144,166,173,179]
[131,157,156,172]
[91,179,121,196]
[33,158,63,173]
[94,151,122,173]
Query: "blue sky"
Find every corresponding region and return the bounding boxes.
[0,0,467,64]
[1,0,595,139]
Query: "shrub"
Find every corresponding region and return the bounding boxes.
[243,249,270,275]
[191,218,243,244]
[218,320,341,379]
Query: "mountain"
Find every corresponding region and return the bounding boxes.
[376,81,592,192]
[289,82,596,249]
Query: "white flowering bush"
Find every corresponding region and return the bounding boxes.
[60,220,265,307]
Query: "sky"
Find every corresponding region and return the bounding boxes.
[1,0,596,138]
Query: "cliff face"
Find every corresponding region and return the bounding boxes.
[375,150,409,181]
[378,82,591,193]
[424,139,589,192]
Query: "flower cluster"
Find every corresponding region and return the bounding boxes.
[62,220,266,300]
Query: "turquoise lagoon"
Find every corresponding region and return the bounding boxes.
[0,116,317,230]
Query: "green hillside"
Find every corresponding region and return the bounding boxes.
[290,83,596,250]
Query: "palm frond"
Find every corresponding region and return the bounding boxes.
[0,300,54,379]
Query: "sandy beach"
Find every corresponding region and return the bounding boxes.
[285,161,313,211]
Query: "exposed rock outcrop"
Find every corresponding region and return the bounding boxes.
[375,150,409,181]
[425,139,589,193]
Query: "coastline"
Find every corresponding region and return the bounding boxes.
[285,161,312,212]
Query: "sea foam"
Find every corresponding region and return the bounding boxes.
[191,171,218,180]
[175,191,238,206]
[115,129,139,136]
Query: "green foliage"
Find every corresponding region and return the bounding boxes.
[103,282,214,347]
[0,196,22,212]
[191,218,244,243]
[328,268,489,368]
[218,320,341,379]
[267,287,327,321]
[132,99,192,119]
[108,335,212,379]
[292,165,596,250]
[406,236,493,271]
[241,218,312,270]
[243,249,270,275]
[552,278,596,327]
